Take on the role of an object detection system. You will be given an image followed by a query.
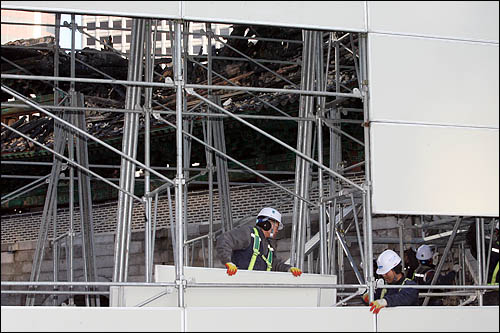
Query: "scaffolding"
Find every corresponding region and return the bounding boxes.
[1,6,498,312]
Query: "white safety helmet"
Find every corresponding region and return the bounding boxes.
[416,244,433,261]
[376,249,402,275]
[257,207,283,230]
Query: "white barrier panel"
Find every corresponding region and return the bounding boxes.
[1,1,182,19]
[368,33,499,128]
[183,1,366,31]
[109,265,336,307]
[185,307,375,332]
[367,1,499,43]
[370,123,499,216]
[0,306,183,332]
[2,305,497,332]
[2,1,366,31]
[377,306,499,332]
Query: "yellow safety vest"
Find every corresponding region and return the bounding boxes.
[489,247,499,285]
[248,227,273,271]
[381,278,411,299]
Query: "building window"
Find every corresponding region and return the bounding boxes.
[100,21,109,29]
[113,35,122,44]
[87,22,96,30]
[113,20,122,28]
[126,20,132,28]
[126,34,131,43]
[87,37,96,46]
[155,47,163,55]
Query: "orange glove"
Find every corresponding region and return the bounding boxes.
[362,292,369,304]
[225,262,237,276]
[369,299,387,314]
[289,267,302,277]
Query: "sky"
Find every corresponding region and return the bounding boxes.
[59,14,82,49]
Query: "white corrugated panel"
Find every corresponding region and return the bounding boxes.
[1,1,182,19]
[377,306,499,332]
[0,306,184,332]
[185,307,375,332]
[152,265,337,307]
[370,123,499,216]
[183,1,366,31]
[368,1,499,43]
[368,33,499,128]
[1,1,367,32]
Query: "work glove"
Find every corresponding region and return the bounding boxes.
[289,267,302,277]
[362,292,369,304]
[225,262,238,276]
[369,298,387,314]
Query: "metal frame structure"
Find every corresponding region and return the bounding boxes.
[1,7,498,311]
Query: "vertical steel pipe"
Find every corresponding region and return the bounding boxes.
[475,217,484,306]
[206,23,214,268]
[174,21,186,308]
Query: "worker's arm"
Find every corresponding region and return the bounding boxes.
[362,287,383,304]
[383,280,419,307]
[271,257,291,272]
[215,226,252,265]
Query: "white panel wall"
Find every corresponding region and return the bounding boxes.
[368,34,499,127]
[2,1,366,31]
[1,1,182,19]
[0,306,183,332]
[185,307,375,332]
[368,1,499,43]
[367,2,499,216]
[377,306,499,332]
[151,265,337,307]
[183,1,366,31]
[370,123,499,216]
[2,306,498,332]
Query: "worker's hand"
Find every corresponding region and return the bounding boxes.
[452,264,461,272]
[369,298,387,314]
[225,262,237,276]
[289,267,302,277]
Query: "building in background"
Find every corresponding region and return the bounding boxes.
[81,15,231,55]
[1,9,55,44]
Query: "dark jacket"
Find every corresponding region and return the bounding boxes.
[216,225,291,272]
[373,276,419,307]
[413,263,456,286]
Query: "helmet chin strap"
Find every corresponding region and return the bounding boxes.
[269,229,275,238]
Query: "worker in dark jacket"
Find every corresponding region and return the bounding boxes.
[412,244,459,306]
[362,249,419,314]
[216,207,302,277]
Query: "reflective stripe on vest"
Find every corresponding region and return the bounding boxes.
[381,278,411,299]
[489,261,499,285]
[247,227,273,271]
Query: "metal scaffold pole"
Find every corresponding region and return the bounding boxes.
[113,19,146,283]
[174,20,186,308]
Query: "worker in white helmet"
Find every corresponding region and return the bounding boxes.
[361,249,419,314]
[412,244,461,306]
[216,207,302,277]
[412,244,460,306]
